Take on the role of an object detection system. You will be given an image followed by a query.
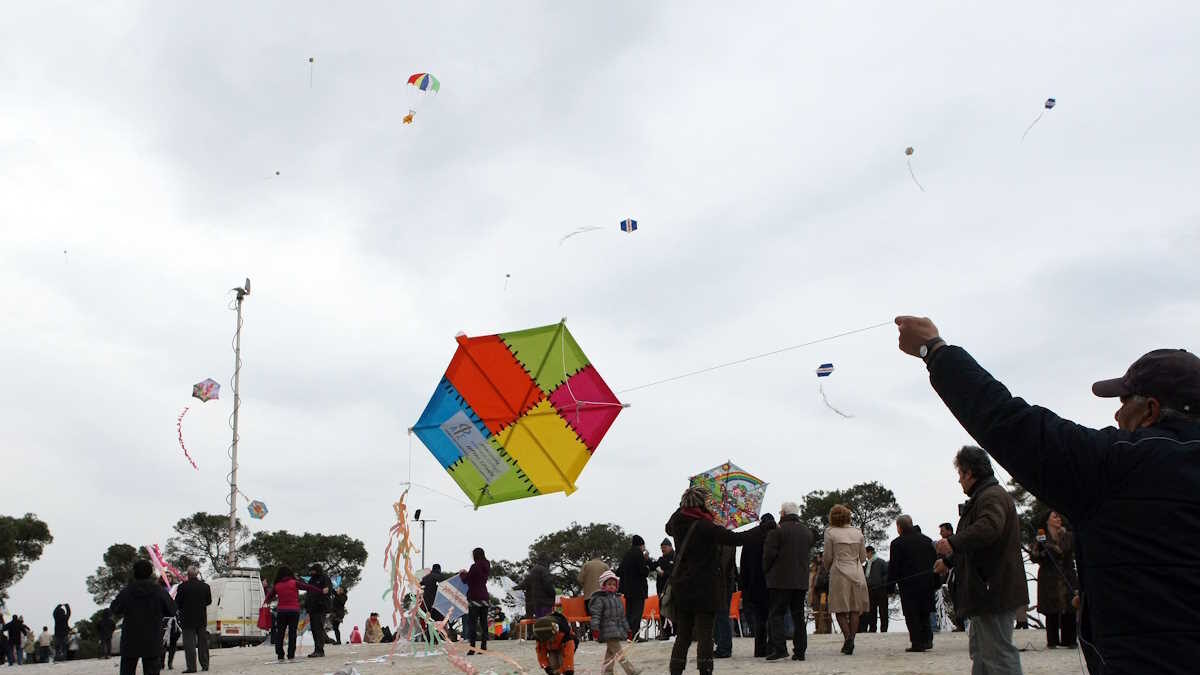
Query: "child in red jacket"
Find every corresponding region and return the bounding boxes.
[533,612,576,675]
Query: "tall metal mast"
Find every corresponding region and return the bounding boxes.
[227,279,250,569]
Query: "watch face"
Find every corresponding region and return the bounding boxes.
[920,345,929,358]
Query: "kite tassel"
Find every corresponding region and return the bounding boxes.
[818,383,854,418]
[906,158,926,192]
[1021,111,1045,142]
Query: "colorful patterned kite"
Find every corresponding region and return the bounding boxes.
[192,378,220,402]
[412,320,625,508]
[247,499,268,519]
[689,462,767,530]
[619,218,638,233]
[816,362,853,418]
[1022,97,1057,141]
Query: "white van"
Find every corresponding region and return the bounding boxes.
[208,567,268,646]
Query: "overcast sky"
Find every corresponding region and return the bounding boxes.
[3,1,1199,626]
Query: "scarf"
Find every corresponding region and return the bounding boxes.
[680,507,715,522]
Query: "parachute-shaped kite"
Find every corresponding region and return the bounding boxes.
[904,147,925,192]
[412,320,625,508]
[1022,97,1057,141]
[192,378,220,402]
[405,72,440,125]
[815,362,853,418]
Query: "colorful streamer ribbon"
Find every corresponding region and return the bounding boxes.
[177,407,199,470]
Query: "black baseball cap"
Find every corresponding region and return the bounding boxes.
[1092,349,1200,414]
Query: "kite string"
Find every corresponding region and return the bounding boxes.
[616,321,892,394]
[1021,111,1045,141]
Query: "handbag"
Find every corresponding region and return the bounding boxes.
[659,521,700,622]
[257,605,273,631]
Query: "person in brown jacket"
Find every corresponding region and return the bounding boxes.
[933,446,1027,674]
[578,559,610,602]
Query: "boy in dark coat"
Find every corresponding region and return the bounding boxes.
[111,560,176,675]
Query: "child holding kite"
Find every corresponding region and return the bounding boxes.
[533,611,577,675]
[589,571,641,675]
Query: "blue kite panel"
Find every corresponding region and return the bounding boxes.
[413,377,491,469]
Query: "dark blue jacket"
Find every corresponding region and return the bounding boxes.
[927,345,1200,675]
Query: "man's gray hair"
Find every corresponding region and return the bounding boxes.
[187,565,200,579]
[781,501,799,516]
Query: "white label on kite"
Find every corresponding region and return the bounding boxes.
[441,411,507,484]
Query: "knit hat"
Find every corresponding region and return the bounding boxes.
[598,570,619,586]
[660,538,672,547]
[631,534,645,547]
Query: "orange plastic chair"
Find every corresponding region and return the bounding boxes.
[560,596,591,636]
[729,591,743,637]
[641,595,661,640]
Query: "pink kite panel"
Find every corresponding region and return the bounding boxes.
[548,365,622,452]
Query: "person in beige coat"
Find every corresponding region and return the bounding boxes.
[578,559,610,600]
[821,504,870,655]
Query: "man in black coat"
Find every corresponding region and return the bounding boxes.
[111,560,176,675]
[652,539,675,640]
[515,560,557,618]
[173,566,211,672]
[762,502,813,662]
[862,546,890,633]
[737,513,775,657]
[887,515,937,652]
[303,565,332,658]
[616,535,650,641]
[898,316,1200,674]
[330,588,348,644]
[97,610,117,659]
[52,604,70,661]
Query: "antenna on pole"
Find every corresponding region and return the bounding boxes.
[226,278,250,569]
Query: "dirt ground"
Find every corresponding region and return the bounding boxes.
[37,630,1085,675]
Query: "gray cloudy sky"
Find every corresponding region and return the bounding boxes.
[4,2,1199,624]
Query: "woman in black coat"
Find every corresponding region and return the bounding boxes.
[738,513,776,657]
[664,487,755,675]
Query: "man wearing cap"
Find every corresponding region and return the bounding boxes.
[896,315,1200,675]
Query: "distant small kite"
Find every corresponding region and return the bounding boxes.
[192,379,220,402]
[619,218,638,233]
[248,500,268,519]
[815,362,852,418]
[1022,97,1057,141]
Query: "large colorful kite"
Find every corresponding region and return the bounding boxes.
[412,320,624,508]
[689,462,767,530]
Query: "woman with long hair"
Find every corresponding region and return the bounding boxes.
[459,547,491,655]
[1031,511,1078,649]
[264,566,323,662]
[821,504,869,655]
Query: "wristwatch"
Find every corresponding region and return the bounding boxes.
[919,337,946,363]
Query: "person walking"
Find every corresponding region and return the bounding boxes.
[1031,511,1078,649]
[264,566,323,662]
[616,536,651,642]
[174,565,212,672]
[459,547,490,655]
[303,565,333,658]
[898,316,1200,674]
[652,540,675,640]
[862,546,889,633]
[822,504,870,656]
[111,560,177,675]
[663,487,756,675]
[578,559,610,603]
[330,587,348,644]
[588,570,641,675]
[933,446,1027,674]
[712,544,737,658]
[764,501,813,662]
[887,515,938,652]
[516,559,557,619]
[51,604,70,661]
[737,513,775,657]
